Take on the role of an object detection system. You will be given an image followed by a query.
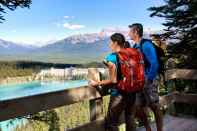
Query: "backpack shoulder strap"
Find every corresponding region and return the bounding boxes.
[133,44,137,49]
[114,53,122,81]
[139,38,152,52]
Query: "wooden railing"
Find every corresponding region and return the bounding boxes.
[0,69,197,130]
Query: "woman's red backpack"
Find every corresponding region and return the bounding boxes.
[116,48,145,93]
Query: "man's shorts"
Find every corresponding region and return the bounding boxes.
[136,77,159,106]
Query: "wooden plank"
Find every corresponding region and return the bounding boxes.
[0,85,101,122]
[173,93,197,104]
[159,93,175,107]
[137,115,197,131]
[166,69,197,80]
[88,68,197,81]
[68,115,197,131]
[1,68,197,123]
[1,86,196,122]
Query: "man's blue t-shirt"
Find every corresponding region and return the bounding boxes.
[133,39,159,80]
[104,53,120,96]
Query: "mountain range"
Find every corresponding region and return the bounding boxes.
[0,29,155,64]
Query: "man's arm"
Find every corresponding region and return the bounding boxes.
[143,41,159,80]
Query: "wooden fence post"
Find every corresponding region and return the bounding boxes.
[89,98,103,121]
[88,68,104,121]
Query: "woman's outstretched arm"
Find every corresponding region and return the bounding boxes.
[89,61,117,87]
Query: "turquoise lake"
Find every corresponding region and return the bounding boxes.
[0,80,88,101]
[0,80,89,131]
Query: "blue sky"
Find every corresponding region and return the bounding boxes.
[0,0,165,46]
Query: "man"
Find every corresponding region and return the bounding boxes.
[128,23,163,131]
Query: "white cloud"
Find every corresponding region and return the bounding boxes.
[63,22,85,30]
[64,15,75,19]
[64,16,70,19]
[100,27,128,37]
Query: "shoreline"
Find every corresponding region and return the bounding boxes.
[0,76,35,86]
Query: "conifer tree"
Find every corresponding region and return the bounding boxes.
[149,0,197,68]
[0,0,31,23]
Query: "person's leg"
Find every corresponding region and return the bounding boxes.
[124,93,137,131]
[135,92,152,131]
[105,95,124,131]
[144,78,163,131]
[136,106,152,131]
[150,103,163,131]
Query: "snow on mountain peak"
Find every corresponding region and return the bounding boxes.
[65,33,107,44]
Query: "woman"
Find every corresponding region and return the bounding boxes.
[89,33,136,131]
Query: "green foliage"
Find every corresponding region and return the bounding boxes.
[0,0,31,23]
[0,67,33,78]
[14,101,90,131]
[14,110,60,131]
[0,61,33,78]
[32,110,60,131]
[173,80,197,93]
[0,61,80,78]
